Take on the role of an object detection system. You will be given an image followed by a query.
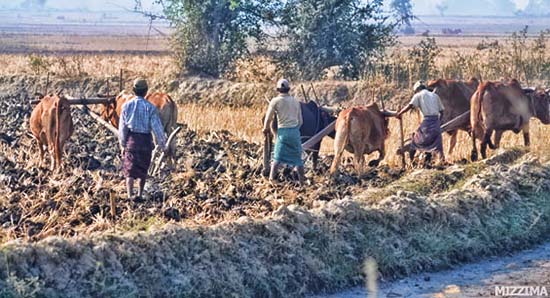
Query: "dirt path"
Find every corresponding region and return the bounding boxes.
[312,242,550,298]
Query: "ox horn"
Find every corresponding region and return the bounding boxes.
[523,87,535,94]
[381,110,398,117]
[320,106,338,114]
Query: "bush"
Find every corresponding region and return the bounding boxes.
[280,0,396,80]
[158,0,279,78]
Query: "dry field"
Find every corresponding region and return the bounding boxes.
[1,22,550,296]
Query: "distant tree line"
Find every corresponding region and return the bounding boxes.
[136,0,413,80]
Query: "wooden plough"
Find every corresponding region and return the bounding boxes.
[262,106,469,174]
[398,110,471,155]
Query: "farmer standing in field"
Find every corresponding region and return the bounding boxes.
[119,78,168,199]
[263,79,305,183]
[397,80,446,164]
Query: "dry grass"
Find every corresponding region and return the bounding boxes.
[0,54,177,80]
[180,103,262,142]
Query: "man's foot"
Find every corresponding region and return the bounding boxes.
[133,196,145,203]
[268,179,280,186]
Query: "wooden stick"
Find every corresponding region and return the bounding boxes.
[73,103,119,136]
[310,83,320,103]
[68,98,115,105]
[110,191,116,220]
[262,132,272,177]
[150,126,183,175]
[302,120,336,151]
[30,97,115,105]
[440,111,470,132]
[44,72,50,95]
[398,117,406,169]
[300,84,309,102]
[119,69,124,92]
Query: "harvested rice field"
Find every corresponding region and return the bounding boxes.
[1,7,550,298]
[1,75,550,297]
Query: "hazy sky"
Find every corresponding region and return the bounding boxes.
[2,0,533,14]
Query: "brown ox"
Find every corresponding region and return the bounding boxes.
[30,94,74,170]
[329,103,391,176]
[101,90,178,166]
[427,78,479,155]
[470,79,550,160]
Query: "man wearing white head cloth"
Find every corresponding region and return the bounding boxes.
[262,79,305,183]
[397,80,446,163]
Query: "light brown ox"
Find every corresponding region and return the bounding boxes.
[29,93,74,170]
[427,77,479,155]
[101,90,178,166]
[329,103,392,176]
[470,79,550,160]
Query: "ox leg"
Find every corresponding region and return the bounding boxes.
[311,151,319,170]
[522,125,530,147]
[471,129,478,162]
[126,178,135,199]
[368,148,385,168]
[424,152,433,167]
[56,144,63,171]
[48,142,56,171]
[169,137,177,168]
[330,132,347,177]
[353,151,365,177]
[448,131,457,158]
[408,149,417,168]
[494,130,504,149]
[37,141,45,167]
[36,134,47,167]
[480,129,493,159]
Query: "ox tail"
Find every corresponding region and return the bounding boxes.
[168,95,178,152]
[55,101,61,168]
[329,112,351,176]
[383,116,390,140]
[472,83,496,149]
[472,83,490,135]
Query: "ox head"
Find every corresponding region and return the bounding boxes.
[319,106,338,138]
[320,106,337,124]
[467,77,480,88]
[100,97,120,128]
[427,79,448,96]
[528,89,550,124]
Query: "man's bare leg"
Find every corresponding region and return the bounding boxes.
[269,161,281,182]
[138,178,146,198]
[297,166,305,184]
[126,178,135,199]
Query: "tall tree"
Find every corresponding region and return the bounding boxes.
[390,0,414,28]
[281,0,396,80]
[138,0,279,77]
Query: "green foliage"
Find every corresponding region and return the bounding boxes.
[364,37,441,88]
[390,0,415,33]
[0,274,44,298]
[441,27,550,84]
[154,0,279,77]
[27,55,50,76]
[140,0,400,80]
[281,0,396,80]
